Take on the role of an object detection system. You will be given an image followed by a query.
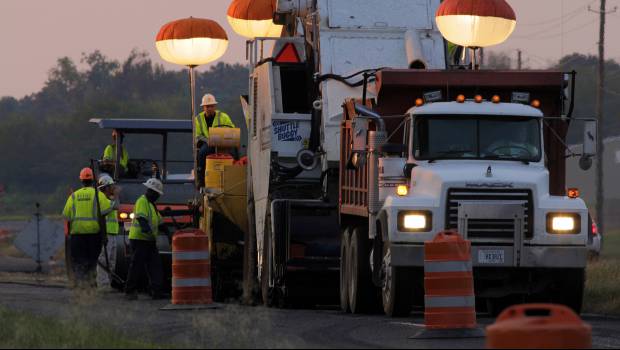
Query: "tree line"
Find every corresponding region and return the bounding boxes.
[0,50,248,215]
[0,50,619,215]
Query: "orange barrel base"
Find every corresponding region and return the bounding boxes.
[424,231,477,330]
[172,229,213,305]
[486,304,592,349]
[172,287,213,305]
[425,307,478,330]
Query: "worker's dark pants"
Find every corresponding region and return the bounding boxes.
[197,143,215,187]
[70,234,102,287]
[125,239,164,297]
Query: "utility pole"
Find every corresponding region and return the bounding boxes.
[590,1,617,232]
[517,49,522,70]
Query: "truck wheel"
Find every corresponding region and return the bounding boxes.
[556,268,585,314]
[381,244,413,317]
[348,226,376,314]
[340,227,351,313]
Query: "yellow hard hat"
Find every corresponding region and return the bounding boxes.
[201,94,218,106]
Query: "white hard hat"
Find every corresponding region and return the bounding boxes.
[143,178,164,195]
[200,94,218,106]
[98,174,115,189]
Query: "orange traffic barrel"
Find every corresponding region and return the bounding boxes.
[424,231,476,329]
[172,229,212,305]
[486,304,592,349]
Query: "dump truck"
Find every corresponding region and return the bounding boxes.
[242,0,597,315]
[339,70,597,316]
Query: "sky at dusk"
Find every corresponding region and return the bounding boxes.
[1,0,619,98]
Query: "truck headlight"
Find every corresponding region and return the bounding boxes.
[546,213,581,234]
[398,211,432,232]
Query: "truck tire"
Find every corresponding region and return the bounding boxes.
[381,243,413,317]
[348,226,376,314]
[556,268,585,314]
[340,227,351,313]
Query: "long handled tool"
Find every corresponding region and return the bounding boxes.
[90,159,125,286]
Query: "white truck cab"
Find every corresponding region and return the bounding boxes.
[376,100,588,315]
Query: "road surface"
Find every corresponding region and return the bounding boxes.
[0,282,619,348]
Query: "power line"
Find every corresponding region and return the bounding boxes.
[518,4,586,26]
[512,18,599,40]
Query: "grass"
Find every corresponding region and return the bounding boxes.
[0,306,164,349]
[584,230,620,315]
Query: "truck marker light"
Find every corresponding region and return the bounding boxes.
[531,99,541,108]
[475,95,483,103]
[492,95,501,103]
[568,188,580,199]
[397,185,409,196]
[415,98,424,107]
[456,94,466,103]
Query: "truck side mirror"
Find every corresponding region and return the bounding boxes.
[403,163,417,177]
[580,120,598,171]
[347,151,366,170]
[583,120,598,156]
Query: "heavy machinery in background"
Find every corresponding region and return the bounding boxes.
[86,118,246,299]
[242,0,597,315]
[244,0,446,307]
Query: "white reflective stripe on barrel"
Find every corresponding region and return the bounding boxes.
[425,296,475,308]
[172,278,211,287]
[173,251,210,261]
[424,260,472,273]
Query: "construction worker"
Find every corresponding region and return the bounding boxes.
[125,178,168,300]
[96,174,121,291]
[62,168,111,288]
[195,93,235,186]
[102,130,129,176]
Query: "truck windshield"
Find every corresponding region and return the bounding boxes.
[413,115,542,162]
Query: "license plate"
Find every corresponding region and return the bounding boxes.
[478,249,505,264]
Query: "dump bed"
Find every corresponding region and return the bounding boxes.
[340,70,570,216]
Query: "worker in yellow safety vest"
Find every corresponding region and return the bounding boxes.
[62,168,111,288]
[195,93,235,187]
[125,178,168,300]
[102,130,129,176]
[95,174,121,291]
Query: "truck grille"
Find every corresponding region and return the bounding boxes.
[446,188,534,239]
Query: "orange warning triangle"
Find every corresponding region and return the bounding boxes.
[275,43,300,64]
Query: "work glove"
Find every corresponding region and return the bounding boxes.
[137,217,152,234]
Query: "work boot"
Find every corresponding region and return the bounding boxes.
[125,292,138,301]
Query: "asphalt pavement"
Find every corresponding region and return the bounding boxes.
[0,282,619,349]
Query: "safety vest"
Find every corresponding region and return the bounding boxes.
[194,111,235,143]
[62,187,111,235]
[129,195,162,241]
[106,209,119,235]
[103,144,129,171]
